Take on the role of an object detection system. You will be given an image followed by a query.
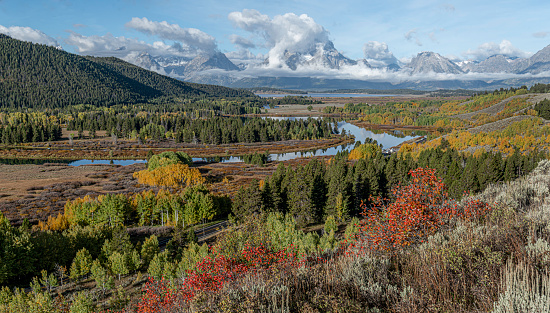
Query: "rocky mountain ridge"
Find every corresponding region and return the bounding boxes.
[123,41,550,89]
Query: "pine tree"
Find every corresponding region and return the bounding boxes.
[231,180,263,220]
[39,270,58,293]
[148,252,167,279]
[325,158,350,218]
[504,150,520,181]
[70,248,93,281]
[70,291,95,313]
[268,163,288,214]
[101,227,133,262]
[90,259,113,295]
[109,251,129,280]
[352,159,370,212]
[288,166,316,226]
[125,249,141,273]
[140,235,160,268]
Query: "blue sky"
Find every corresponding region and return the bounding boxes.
[1,0,549,63]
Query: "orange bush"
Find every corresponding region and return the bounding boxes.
[356,167,454,252]
[352,167,491,253]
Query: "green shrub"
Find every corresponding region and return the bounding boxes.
[147,151,192,170]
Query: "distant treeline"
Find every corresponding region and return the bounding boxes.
[0,111,335,145]
[0,113,62,144]
[232,146,544,226]
[266,96,322,107]
[529,83,550,94]
[246,87,307,94]
[488,84,550,95]
[67,114,336,144]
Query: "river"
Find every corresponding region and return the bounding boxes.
[193,119,415,163]
[0,119,417,166]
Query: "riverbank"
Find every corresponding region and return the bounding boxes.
[0,136,353,160]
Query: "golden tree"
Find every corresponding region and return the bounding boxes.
[134,163,205,188]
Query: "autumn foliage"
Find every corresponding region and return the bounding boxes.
[133,163,204,188]
[348,143,381,160]
[37,213,70,231]
[136,244,301,312]
[354,167,490,252]
[135,167,493,312]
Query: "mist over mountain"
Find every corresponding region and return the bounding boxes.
[267,41,360,70]
[117,33,550,90]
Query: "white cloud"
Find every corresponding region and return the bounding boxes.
[226,49,263,68]
[66,32,150,56]
[533,31,549,38]
[125,17,217,53]
[229,34,255,49]
[228,9,330,68]
[64,31,196,59]
[0,25,61,48]
[404,28,422,46]
[463,40,532,61]
[363,41,398,67]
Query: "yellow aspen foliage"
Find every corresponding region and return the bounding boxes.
[64,195,95,224]
[401,116,414,125]
[133,163,205,188]
[37,213,70,231]
[398,143,415,155]
[527,109,537,116]
[348,143,382,160]
[473,148,485,158]
[434,119,447,128]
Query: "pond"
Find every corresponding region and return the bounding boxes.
[68,159,147,166]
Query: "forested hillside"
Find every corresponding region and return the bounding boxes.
[0,34,254,110]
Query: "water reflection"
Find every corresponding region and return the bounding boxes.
[193,120,417,163]
[68,159,147,166]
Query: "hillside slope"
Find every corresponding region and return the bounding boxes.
[0,34,254,109]
[451,94,533,120]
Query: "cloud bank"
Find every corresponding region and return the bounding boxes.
[0,25,61,48]
[228,9,330,68]
[363,41,398,67]
[125,17,217,54]
[463,40,531,61]
[229,34,255,49]
[64,31,199,62]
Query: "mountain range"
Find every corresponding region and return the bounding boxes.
[124,38,550,90]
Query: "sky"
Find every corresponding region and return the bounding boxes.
[0,0,549,71]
